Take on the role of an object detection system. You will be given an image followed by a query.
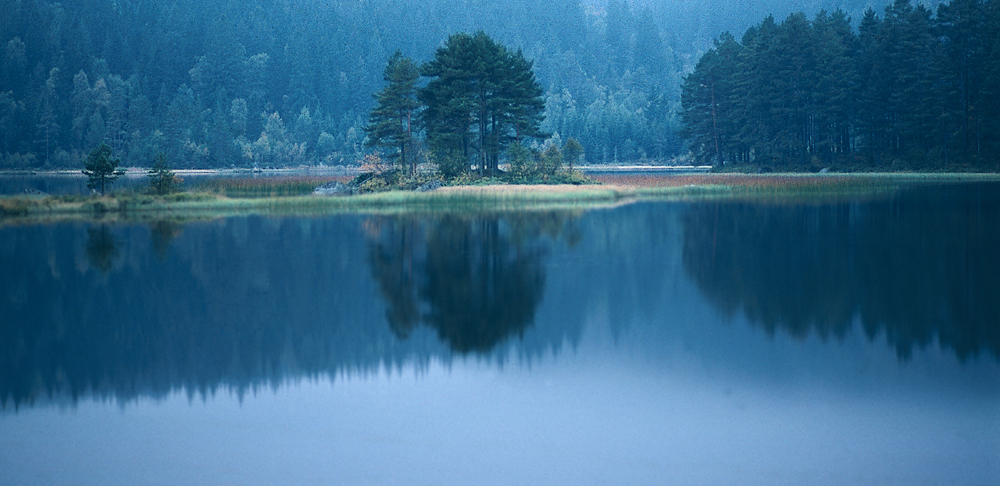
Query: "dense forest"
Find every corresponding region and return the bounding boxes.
[682,0,1000,171]
[0,0,677,169]
[0,0,994,170]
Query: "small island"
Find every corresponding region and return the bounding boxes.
[2,6,998,222]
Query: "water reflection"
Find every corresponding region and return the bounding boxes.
[682,183,1000,361]
[2,184,998,411]
[149,219,183,260]
[85,225,119,273]
[366,213,578,354]
[0,213,581,409]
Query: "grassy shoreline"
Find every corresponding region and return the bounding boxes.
[3,172,998,224]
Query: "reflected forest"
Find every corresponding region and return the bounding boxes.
[682,184,1000,360]
[3,193,1000,409]
[0,212,582,409]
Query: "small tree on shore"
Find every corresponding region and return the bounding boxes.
[540,143,563,175]
[563,138,583,172]
[147,152,180,195]
[82,142,125,195]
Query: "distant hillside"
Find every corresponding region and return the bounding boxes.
[0,0,957,170]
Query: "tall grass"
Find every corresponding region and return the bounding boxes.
[5,172,998,224]
[212,186,627,215]
[193,176,350,198]
[593,172,1000,190]
[593,172,1000,202]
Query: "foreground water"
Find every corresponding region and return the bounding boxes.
[2,182,998,485]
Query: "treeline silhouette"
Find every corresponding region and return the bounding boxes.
[681,0,1000,171]
[682,183,1000,360]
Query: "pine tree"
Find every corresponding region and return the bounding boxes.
[419,32,545,177]
[938,0,990,166]
[680,33,741,167]
[856,8,889,165]
[364,51,421,174]
[35,68,62,168]
[147,152,180,195]
[82,142,125,195]
[811,10,857,165]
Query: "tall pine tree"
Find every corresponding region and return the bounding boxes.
[364,51,420,174]
[419,32,545,177]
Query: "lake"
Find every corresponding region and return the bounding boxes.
[1,181,998,485]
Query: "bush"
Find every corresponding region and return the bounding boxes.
[147,153,182,195]
[431,150,468,180]
[0,198,30,216]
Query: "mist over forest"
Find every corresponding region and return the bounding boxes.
[1,0,994,170]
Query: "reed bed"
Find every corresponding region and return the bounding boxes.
[593,172,1000,190]
[592,172,958,201]
[225,185,626,214]
[193,175,351,198]
[0,185,627,224]
[5,172,998,224]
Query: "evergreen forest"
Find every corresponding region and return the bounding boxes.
[1,0,997,171]
[682,0,1000,170]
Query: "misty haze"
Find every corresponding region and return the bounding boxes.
[2,1,998,485]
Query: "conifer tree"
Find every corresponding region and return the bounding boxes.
[680,33,740,167]
[364,51,421,174]
[147,152,180,195]
[82,142,125,195]
[419,32,545,177]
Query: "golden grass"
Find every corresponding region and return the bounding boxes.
[592,172,1000,189]
[194,175,351,197]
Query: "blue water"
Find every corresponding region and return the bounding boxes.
[1,183,997,485]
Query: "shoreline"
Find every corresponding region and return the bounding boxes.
[2,173,999,224]
[0,164,714,180]
[6,164,1000,177]
[0,166,361,177]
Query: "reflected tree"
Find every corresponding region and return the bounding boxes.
[149,219,184,261]
[421,216,546,353]
[366,218,422,338]
[86,224,119,273]
[367,212,578,354]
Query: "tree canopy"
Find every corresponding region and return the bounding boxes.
[1,0,996,170]
[680,0,1000,171]
[364,51,421,174]
[418,32,545,177]
[82,142,124,194]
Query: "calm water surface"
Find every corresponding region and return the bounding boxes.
[1,182,998,485]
